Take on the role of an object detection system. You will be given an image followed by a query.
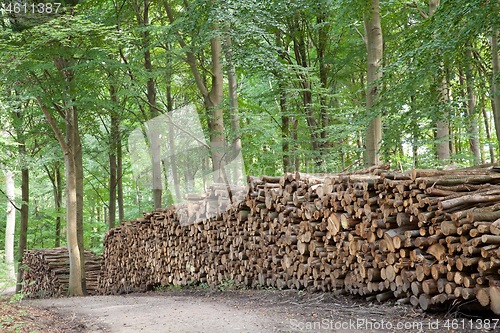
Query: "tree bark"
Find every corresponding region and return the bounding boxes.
[292,26,321,166]
[55,163,62,247]
[430,0,450,161]
[163,0,226,183]
[465,48,480,163]
[2,165,16,280]
[164,43,181,201]
[15,110,28,293]
[225,35,243,183]
[364,0,383,166]
[275,32,291,173]
[225,34,243,183]
[208,28,225,183]
[16,165,28,293]
[65,127,83,297]
[317,12,329,149]
[117,133,124,222]
[39,100,83,296]
[281,90,291,172]
[109,111,117,230]
[141,0,162,209]
[74,109,87,295]
[491,32,500,155]
[483,107,495,163]
[46,162,62,248]
[36,54,83,296]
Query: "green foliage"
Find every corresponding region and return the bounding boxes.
[0,0,498,264]
[217,278,236,291]
[0,250,15,289]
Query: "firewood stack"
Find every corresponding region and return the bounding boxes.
[21,246,102,297]
[99,164,500,314]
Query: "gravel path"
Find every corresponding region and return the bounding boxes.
[12,289,497,333]
[27,293,287,332]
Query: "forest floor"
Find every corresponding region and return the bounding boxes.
[1,285,500,332]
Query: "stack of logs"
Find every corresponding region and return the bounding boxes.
[21,246,102,297]
[99,164,500,314]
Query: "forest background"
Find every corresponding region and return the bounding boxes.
[0,0,499,294]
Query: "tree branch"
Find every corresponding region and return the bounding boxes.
[35,96,70,155]
[0,186,22,211]
[163,0,209,98]
[405,2,428,19]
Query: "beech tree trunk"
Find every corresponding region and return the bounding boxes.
[39,102,83,296]
[207,30,225,183]
[164,1,226,183]
[109,85,119,228]
[364,0,383,166]
[139,0,162,209]
[14,110,28,293]
[117,135,124,222]
[491,32,500,154]
[465,48,480,163]
[74,110,87,295]
[165,43,181,202]
[317,11,329,150]
[35,55,84,296]
[430,0,450,161]
[483,107,495,163]
[109,111,118,230]
[281,92,291,172]
[16,165,28,293]
[55,163,62,247]
[64,131,83,297]
[274,32,291,173]
[225,34,243,183]
[46,162,62,248]
[2,166,16,280]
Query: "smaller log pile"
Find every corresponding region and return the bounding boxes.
[99,164,500,314]
[21,246,102,297]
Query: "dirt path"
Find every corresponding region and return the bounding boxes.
[22,289,498,333]
[27,292,282,332]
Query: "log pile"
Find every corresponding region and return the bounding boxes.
[21,246,102,297]
[99,164,500,314]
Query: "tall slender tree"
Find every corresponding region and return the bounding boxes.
[364,0,383,166]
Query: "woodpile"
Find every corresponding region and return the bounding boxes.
[99,164,500,314]
[21,246,102,297]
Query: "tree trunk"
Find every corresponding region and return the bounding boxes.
[109,85,119,228]
[281,91,291,172]
[16,167,28,293]
[109,113,117,229]
[55,163,62,247]
[163,1,226,182]
[275,32,291,173]
[483,107,496,163]
[2,166,16,280]
[225,35,243,183]
[364,0,383,166]
[164,43,181,201]
[74,109,87,295]
[465,48,480,163]
[293,29,321,166]
[64,136,83,296]
[293,118,300,171]
[142,0,162,209]
[38,58,83,295]
[317,12,329,149]
[430,0,450,161]
[208,30,226,183]
[117,133,124,222]
[15,121,28,293]
[491,32,500,155]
